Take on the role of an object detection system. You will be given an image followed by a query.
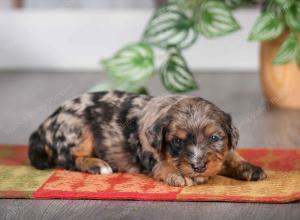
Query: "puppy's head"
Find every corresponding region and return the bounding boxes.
[145,97,239,178]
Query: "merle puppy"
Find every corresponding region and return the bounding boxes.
[29,91,266,186]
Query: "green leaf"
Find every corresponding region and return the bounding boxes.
[160,47,198,93]
[143,3,198,49]
[224,0,243,8]
[264,0,293,16]
[168,0,189,9]
[101,42,155,82]
[273,33,298,64]
[274,0,284,4]
[249,13,284,41]
[264,1,282,16]
[274,0,294,9]
[195,0,240,38]
[285,4,300,32]
[89,80,149,94]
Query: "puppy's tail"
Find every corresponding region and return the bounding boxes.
[28,130,55,170]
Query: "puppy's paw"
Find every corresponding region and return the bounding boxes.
[239,163,267,181]
[184,177,195,186]
[88,165,113,175]
[192,176,208,185]
[75,157,113,175]
[165,175,208,187]
[165,174,191,187]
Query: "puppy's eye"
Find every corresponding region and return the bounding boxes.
[171,137,185,148]
[209,135,221,143]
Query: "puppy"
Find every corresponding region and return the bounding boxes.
[29,91,266,187]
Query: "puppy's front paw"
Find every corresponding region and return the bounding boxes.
[192,176,208,185]
[75,157,113,175]
[239,163,267,181]
[165,174,191,187]
[165,175,209,187]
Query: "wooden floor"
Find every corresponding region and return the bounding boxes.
[0,71,300,220]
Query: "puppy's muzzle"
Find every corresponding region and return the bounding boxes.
[191,161,207,173]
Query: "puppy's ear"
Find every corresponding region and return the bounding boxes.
[224,113,239,150]
[145,116,169,151]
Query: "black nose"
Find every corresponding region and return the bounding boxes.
[192,163,207,173]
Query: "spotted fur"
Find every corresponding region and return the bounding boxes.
[29,91,266,186]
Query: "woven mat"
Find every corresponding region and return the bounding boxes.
[0,145,300,203]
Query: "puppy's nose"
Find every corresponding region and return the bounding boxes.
[192,162,207,173]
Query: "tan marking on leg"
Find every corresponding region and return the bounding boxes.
[71,128,94,157]
[75,157,113,174]
[44,145,53,158]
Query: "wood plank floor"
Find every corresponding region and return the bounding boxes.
[0,71,299,220]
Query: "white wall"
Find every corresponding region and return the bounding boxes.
[0,9,260,72]
[24,0,154,9]
[0,0,154,9]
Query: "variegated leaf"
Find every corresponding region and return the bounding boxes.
[160,47,198,93]
[264,0,293,16]
[101,42,154,82]
[285,4,300,32]
[249,13,284,41]
[143,3,197,49]
[273,33,298,64]
[195,0,240,38]
[224,0,243,8]
[274,0,294,9]
[265,1,284,16]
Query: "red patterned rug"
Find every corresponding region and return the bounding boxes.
[0,145,300,203]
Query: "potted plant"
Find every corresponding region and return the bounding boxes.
[257,1,300,109]
[91,0,300,109]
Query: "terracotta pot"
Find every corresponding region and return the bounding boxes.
[260,31,300,109]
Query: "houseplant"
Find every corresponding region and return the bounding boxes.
[92,0,300,108]
[257,1,300,108]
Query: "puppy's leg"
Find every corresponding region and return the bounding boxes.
[219,151,267,181]
[152,161,194,187]
[75,157,113,174]
[70,131,113,174]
